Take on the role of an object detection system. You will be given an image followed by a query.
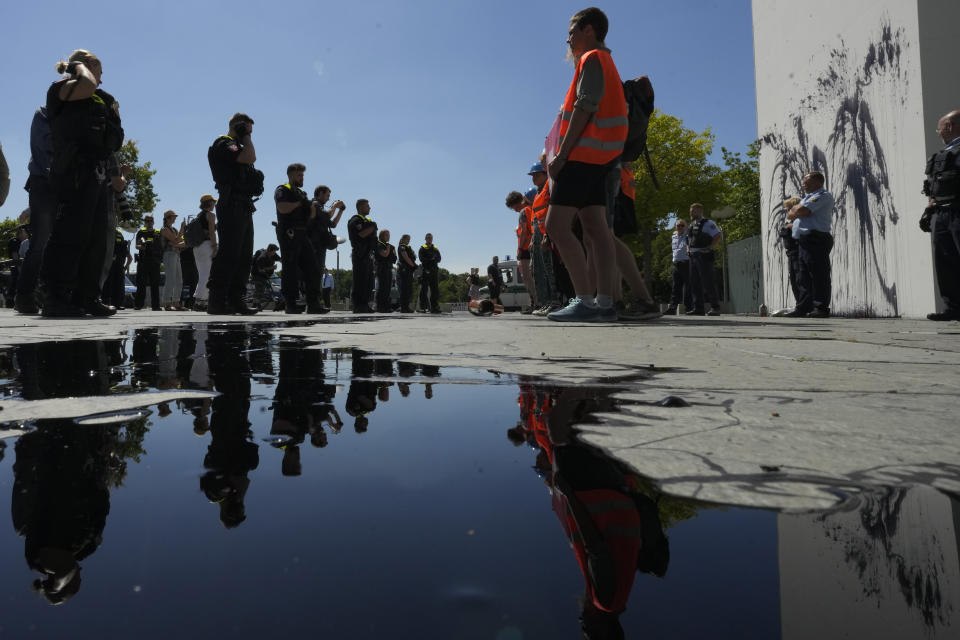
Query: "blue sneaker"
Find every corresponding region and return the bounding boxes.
[547,297,599,322]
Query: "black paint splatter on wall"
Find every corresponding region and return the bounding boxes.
[761,22,909,316]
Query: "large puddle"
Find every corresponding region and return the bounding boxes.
[0,324,957,639]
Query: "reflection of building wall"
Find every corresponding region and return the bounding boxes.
[778,487,960,639]
[752,0,960,317]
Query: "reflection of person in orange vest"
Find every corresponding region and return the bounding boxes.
[531,385,670,638]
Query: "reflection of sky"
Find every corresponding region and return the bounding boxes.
[0,335,790,639]
[0,0,758,274]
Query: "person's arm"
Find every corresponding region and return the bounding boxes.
[710,226,723,250]
[329,202,346,227]
[0,143,9,207]
[58,63,98,101]
[401,249,416,268]
[135,232,144,251]
[786,204,811,221]
[548,55,605,179]
[236,133,256,165]
[358,224,376,238]
[161,226,185,248]
[376,243,389,258]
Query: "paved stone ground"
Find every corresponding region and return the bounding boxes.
[2,307,958,512]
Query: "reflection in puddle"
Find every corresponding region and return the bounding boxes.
[0,324,957,638]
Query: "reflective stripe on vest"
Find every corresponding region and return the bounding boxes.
[559,49,628,165]
[532,184,550,235]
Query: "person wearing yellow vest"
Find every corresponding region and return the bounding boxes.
[274,163,324,314]
[545,8,627,323]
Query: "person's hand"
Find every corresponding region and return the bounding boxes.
[110,175,126,193]
[120,163,133,179]
[548,154,566,180]
[920,206,935,233]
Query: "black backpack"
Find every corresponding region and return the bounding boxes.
[621,76,659,188]
[183,215,207,248]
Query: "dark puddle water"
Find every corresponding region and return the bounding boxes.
[0,324,956,639]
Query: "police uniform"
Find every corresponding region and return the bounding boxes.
[374,240,397,312]
[103,228,130,308]
[396,241,417,312]
[418,242,442,312]
[792,188,835,316]
[39,80,124,316]
[923,136,960,320]
[347,213,377,312]
[207,135,263,314]
[686,217,722,314]
[274,182,322,312]
[134,225,162,310]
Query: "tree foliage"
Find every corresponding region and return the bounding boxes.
[619,110,760,301]
[117,140,158,226]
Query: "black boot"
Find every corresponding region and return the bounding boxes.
[41,289,85,318]
[83,297,117,317]
[207,291,228,315]
[227,298,260,315]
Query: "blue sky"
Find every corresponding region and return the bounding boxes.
[0,0,757,274]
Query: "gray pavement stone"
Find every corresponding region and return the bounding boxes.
[1,307,958,512]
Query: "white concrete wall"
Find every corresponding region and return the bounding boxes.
[752,0,960,317]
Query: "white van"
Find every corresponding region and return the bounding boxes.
[478,258,531,311]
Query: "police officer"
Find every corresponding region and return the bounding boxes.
[134,215,162,310]
[685,203,723,316]
[396,234,417,313]
[921,110,960,321]
[103,227,131,308]
[307,185,345,276]
[39,49,124,317]
[785,172,834,318]
[347,199,378,313]
[274,163,325,314]
[374,229,397,312]
[418,233,442,313]
[15,106,55,314]
[206,113,263,315]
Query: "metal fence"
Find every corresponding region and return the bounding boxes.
[727,235,763,314]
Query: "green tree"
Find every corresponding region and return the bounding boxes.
[717,141,761,244]
[116,140,158,227]
[627,111,725,292]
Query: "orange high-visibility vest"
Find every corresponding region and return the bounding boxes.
[553,487,642,613]
[516,206,533,251]
[559,49,628,165]
[620,165,635,200]
[532,184,550,235]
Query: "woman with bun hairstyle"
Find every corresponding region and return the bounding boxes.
[39,49,124,317]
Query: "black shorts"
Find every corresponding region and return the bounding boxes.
[517,248,531,260]
[549,160,620,210]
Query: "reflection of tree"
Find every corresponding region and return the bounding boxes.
[11,418,147,604]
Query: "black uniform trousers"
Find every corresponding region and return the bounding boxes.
[277,224,320,303]
[670,260,693,308]
[795,231,834,313]
[17,175,58,301]
[208,195,255,304]
[103,258,127,307]
[419,268,440,311]
[351,250,373,309]
[134,256,161,310]
[933,208,960,312]
[376,264,393,311]
[397,268,414,310]
[40,168,110,302]
[689,250,720,312]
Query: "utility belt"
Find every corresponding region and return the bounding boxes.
[803,230,832,238]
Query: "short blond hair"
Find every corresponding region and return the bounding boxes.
[783,197,801,209]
